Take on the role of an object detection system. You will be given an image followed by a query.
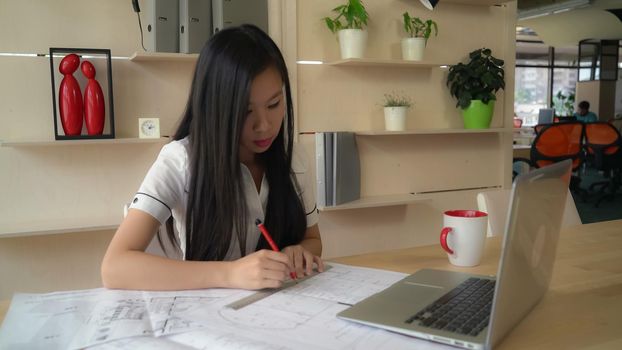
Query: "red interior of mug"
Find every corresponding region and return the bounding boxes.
[444,210,488,218]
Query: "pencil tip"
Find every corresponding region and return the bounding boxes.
[255,218,261,226]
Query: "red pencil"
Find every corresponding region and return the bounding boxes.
[255,218,297,280]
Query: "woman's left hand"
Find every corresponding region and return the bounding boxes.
[282,245,324,279]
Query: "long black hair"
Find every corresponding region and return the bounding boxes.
[163,24,307,261]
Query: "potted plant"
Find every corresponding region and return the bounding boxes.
[382,93,412,131]
[323,0,369,59]
[401,12,438,61]
[553,90,575,117]
[446,48,505,129]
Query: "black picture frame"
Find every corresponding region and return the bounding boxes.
[49,48,115,140]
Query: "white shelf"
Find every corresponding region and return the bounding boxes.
[0,137,168,147]
[0,218,121,238]
[129,52,199,62]
[326,58,446,68]
[318,193,430,211]
[355,128,511,136]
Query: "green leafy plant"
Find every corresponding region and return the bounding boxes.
[382,92,412,108]
[446,48,505,109]
[402,12,438,44]
[323,0,369,34]
[553,90,575,117]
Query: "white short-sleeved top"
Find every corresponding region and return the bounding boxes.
[129,137,318,260]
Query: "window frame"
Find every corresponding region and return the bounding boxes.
[516,39,579,110]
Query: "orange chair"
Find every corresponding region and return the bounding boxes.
[530,122,586,198]
[556,116,577,123]
[584,122,622,207]
[533,123,549,136]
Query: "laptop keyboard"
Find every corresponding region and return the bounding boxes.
[405,277,495,337]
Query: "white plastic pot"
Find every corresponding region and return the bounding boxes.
[384,106,408,131]
[401,37,426,61]
[338,29,368,59]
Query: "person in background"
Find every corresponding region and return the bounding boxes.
[573,101,598,123]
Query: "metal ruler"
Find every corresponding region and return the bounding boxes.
[226,265,332,310]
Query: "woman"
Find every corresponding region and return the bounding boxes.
[101,25,323,291]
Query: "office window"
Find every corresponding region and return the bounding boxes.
[553,68,577,117]
[515,67,549,126]
[516,41,549,66]
[515,36,579,126]
[554,46,578,66]
[579,39,620,81]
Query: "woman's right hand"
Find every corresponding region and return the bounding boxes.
[227,249,291,290]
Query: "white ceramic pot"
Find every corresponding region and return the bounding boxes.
[338,29,368,59]
[401,37,426,61]
[384,106,408,131]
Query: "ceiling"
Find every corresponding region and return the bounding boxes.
[517,0,622,46]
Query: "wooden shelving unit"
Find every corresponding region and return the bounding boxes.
[311,128,509,211]
[0,137,168,147]
[326,58,446,68]
[318,194,430,212]
[301,128,511,136]
[129,52,199,62]
[355,128,511,136]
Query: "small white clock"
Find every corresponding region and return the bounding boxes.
[138,118,160,139]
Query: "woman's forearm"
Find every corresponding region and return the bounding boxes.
[300,224,323,257]
[101,250,231,290]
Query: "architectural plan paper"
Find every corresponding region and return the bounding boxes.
[0,264,455,350]
[0,288,251,349]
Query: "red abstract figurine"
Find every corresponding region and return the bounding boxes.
[58,54,83,136]
[81,60,105,135]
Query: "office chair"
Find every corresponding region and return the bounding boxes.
[555,116,577,123]
[533,123,549,136]
[583,122,622,207]
[530,122,587,199]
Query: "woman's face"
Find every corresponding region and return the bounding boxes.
[239,65,285,164]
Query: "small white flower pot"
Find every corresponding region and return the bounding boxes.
[384,107,408,131]
[401,37,426,61]
[338,29,368,59]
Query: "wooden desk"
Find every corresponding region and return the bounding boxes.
[512,144,531,159]
[332,220,622,350]
[1,221,621,349]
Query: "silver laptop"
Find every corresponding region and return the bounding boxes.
[538,108,555,124]
[337,160,572,350]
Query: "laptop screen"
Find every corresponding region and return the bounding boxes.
[538,108,555,124]
[486,160,571,347]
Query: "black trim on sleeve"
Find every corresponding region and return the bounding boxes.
[135,192,172,213]
[306,204,317,216]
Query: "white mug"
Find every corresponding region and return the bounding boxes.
[440,210,488,267]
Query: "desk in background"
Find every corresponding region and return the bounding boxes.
[512,144,531,159]
[2,220,621,349]
[513,126,535,160]
[513,126,535,139]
